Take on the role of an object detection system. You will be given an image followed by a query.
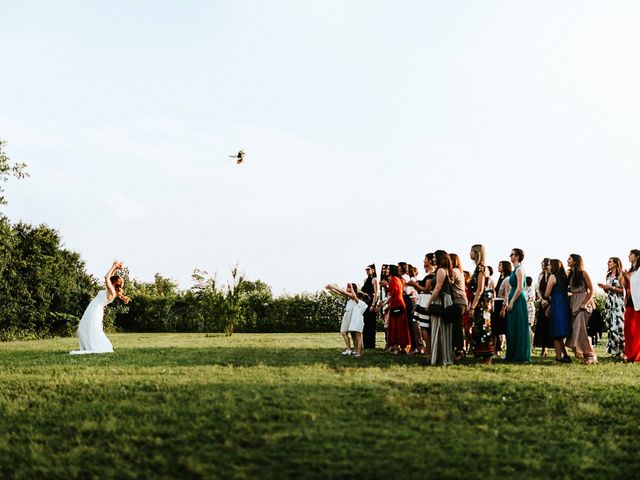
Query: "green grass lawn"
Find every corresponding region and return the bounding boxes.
[1,333,639,480]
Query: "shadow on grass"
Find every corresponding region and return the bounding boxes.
[0,346,434,369]
[1,345,630,370]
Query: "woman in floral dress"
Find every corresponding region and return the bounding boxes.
[469,244,494,365]
[598,257,625,357]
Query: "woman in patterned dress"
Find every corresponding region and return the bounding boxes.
[468,244,494,365]
[598,257,625,357]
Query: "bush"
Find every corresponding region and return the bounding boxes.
[0,217,98,340]
[0,217,354,339]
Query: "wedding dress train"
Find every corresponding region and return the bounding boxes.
[69,290,114,354]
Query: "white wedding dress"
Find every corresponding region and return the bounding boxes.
[69,290,114,354]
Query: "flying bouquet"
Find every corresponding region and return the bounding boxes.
[229,149,245,164]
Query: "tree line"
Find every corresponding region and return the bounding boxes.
[0,216,347,340]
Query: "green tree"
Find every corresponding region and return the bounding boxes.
[128,273,179,297]
[0,139,28,206]
[0,221,98,340]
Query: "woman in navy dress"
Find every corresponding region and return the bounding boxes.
[544,259,571,363]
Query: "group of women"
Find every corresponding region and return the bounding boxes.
[531,251,640,364]
[344,246,640,366]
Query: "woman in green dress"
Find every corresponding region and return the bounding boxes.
[503,248,532,362]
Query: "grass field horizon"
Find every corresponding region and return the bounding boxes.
[1,332,639,479]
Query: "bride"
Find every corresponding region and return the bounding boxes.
[70,260,130,355]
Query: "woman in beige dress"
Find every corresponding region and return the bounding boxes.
[566,254,597,364]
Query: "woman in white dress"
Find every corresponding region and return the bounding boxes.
[70,261,130,354]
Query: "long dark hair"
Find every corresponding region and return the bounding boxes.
[380,264,389,282]
[539,258,550,282]
[630,250,640,272]
[110,276,123,292]
[607,257,623,279]
[449,253,463,272]
[499,261,512,277]
[388,265,401,278]
[435,250,453,278]
[550,259,568,287]
[367,264,377,279]
[568,253,585,288]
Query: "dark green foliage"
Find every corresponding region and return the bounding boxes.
[0,217,98,340]
[115,288,347,334]
[0,216,347,339]
[593,292,606,315]
[114,267,348,335]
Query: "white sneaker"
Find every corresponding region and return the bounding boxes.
[341,349,352,355]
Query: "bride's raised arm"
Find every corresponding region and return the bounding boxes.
[105,260,121,301]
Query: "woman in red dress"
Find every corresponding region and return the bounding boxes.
[623,249,640,362]
[385,264,411,354]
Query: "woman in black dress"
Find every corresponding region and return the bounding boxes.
[492,260,512,355]
[361,264,379,349]
[533,258,555,355]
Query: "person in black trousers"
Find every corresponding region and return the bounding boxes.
[361,264,379,349]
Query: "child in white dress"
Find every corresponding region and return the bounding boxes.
[325,283,370,356]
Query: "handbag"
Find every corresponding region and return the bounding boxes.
[390,306,404,315]
[428,275,457,323]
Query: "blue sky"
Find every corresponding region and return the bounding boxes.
[2,1,639,292]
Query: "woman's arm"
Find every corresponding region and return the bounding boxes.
[325,284,350,299]
[371,278,379,306]
[429,270,446,302]
[105,261,120,301]
[410,278,430,293]
[544,275,556,300]
[601,275,624,295]
[583,271,594,308]
[535,274,544,298]
[507,268,525,311]
[470,269,485,309]
[118,291,131,304]
[419,278,434,294]
[502,281,511,315]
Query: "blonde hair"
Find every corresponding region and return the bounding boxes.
[471,244,485,269]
